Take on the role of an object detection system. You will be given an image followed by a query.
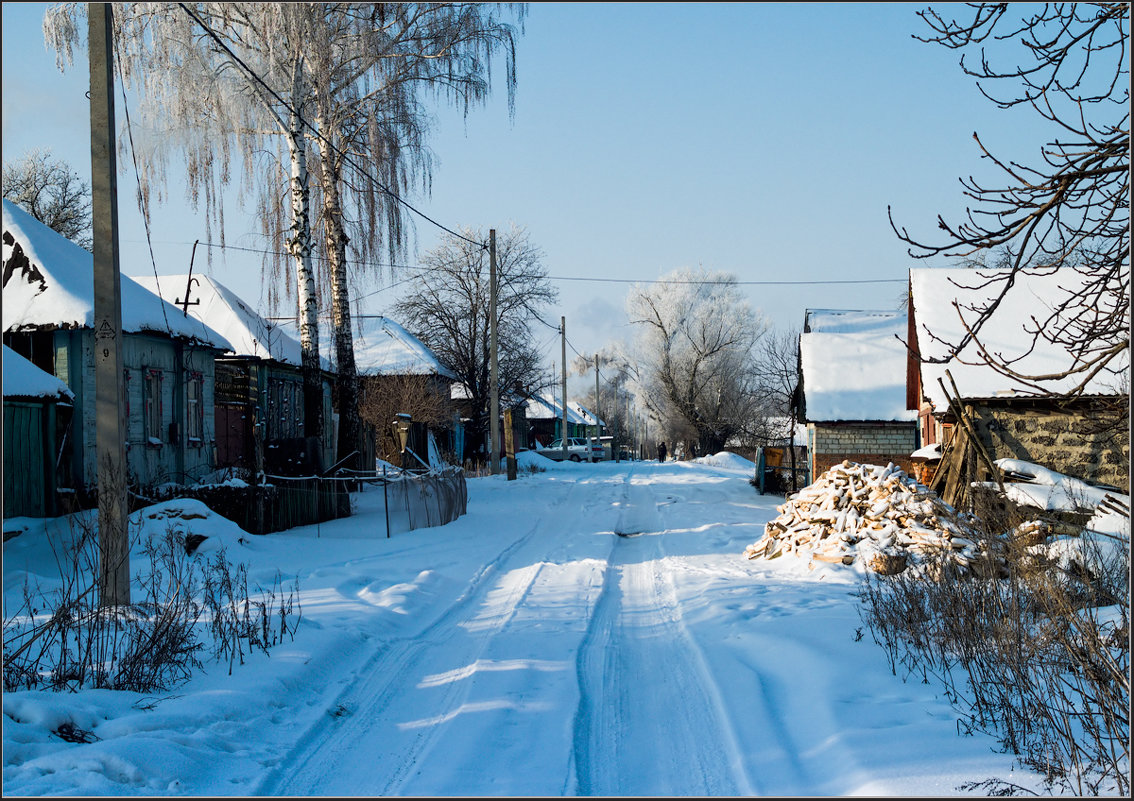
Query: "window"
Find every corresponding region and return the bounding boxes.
[144,368,163,444]
[186,371,204,444]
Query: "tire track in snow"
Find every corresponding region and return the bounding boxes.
[572,473,751,796]
[258,474,624,797]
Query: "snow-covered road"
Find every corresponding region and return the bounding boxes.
[3,454,1047,796]
[262,470,620,795]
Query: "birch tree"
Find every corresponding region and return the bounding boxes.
[626,268,769,456]
[43,3,527,468]
[44,2,328,442]
[295,2,523,470]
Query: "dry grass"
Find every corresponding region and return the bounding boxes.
[4,511,301,694]
[857,504,1129,795]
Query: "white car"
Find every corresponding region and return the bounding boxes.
[537,437,602,462]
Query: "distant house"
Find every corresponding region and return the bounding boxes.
[524,391,590,449]
[3,345,74,518]
[568,400,605,436]
[132,274,336,476]
[907,266,1129,498]
[344,315,458,467]
[797,308,919,480]
[3,199,232,498]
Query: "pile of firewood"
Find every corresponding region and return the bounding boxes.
[744,460,1006,576]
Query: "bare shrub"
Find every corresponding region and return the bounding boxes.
[3,512,301,694]
[857,518,1130,795]
[200,546,301,675]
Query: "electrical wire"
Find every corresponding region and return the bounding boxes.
[115,41,172,337]
[175,2,486,251]
[137,237,907,289]
[550,275,907,286]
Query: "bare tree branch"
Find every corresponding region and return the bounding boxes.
[892,3,1129,398]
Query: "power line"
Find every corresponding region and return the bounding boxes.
[136,238,906,291]
[175,3,485,251]
[115,42,171,336]
[548,275,907,286]
[158,238,421,272]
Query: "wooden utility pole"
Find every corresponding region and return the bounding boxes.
[560,316,568,460]
[89,2,129,607]
[488,229,500,475]
[504,408,517,481]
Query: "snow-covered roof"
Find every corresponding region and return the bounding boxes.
[910,442,941,461]
[525,391,588,424]
[804,308,906,334]
[2,200,231,351]
[2,345,73,400]
[910,267,1129,411]
[757,416,807,445]
[568,400,605,428]
[799,307,916,423]
[347,316,457,380]
[132,273,312,367]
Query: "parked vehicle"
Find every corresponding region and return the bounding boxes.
[537,437,602,462]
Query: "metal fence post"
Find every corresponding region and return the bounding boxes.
[383,464,390,538]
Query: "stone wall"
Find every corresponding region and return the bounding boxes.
[968,398,1129,493]
[808,421,918,479]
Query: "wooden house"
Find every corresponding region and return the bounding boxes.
[524,391,590,449]
[797,308,919,481]
[133,274,335,476]
[3,345,74,518]
[3,199,232,499]
[907,266,1129,501]
[345,315,458,467]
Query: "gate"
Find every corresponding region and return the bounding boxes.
[215,403,250,468]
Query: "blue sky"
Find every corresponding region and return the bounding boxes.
[2,2,1045,384]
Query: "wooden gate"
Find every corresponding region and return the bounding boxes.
[215,403,250,468]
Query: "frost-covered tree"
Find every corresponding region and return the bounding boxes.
[626,268,769,456]
[2,149,92,250]
[298,2,524,469]
[570,349,635,449]
[393,224,556,465]
[45,3,526,466]
[45,2,328,440]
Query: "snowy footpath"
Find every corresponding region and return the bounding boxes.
[4,453,1052,796]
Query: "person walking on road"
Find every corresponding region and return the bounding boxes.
[657,441,667,462]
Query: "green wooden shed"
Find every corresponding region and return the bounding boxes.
[3,345,74,519]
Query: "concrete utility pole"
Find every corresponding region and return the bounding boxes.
[594,353,600,451]
[488,229,500,475]
[560,316,567,461]
[89,2,129,607]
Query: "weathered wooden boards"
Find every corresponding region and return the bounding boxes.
[745,460,1006,575]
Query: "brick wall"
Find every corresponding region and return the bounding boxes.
[809,421,918,479]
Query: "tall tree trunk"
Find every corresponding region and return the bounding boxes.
[313,107,361,471]
[285,66,322,447]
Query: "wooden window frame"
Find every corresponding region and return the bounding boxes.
[186,370,204,446]
[143,367,164,445]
